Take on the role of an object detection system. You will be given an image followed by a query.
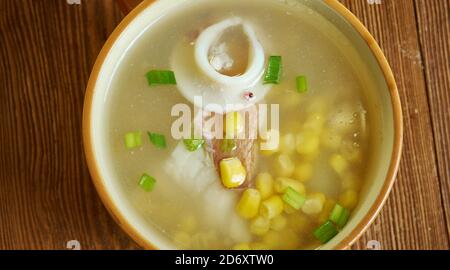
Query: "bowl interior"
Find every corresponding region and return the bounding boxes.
[85,0,400,249]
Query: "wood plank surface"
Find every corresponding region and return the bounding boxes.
[338,0,449,250]
[0,0,448,249]
[414,0,450,239]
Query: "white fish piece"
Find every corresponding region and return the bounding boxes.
[163,141,251,241]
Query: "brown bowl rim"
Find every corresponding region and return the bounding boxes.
[83,0,403,250]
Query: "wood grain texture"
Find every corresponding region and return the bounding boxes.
[414,0,450,239]
[0,0,449,249]
[338,0,449,250]
[0,0,138,249]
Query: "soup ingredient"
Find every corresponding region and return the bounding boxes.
[260,195,284,219]
[296,75,308,93]
[270,215,287,231]
[274,177,305,194]
[183,138,205,152]
[302,193,326,215]
[339,189,358,210]
[124,131,142,149]
[250,216,270,236]
[164,141,251,243]
[294,163,313,182]
[174,17,270,113]
[220,139,237,153]
[313,220,338,244]
[274,154,295,177]
[296,131,320,157]
[145,70,177,86]
[219,157,247,188]
[282,187,306,210]
[138,173,156,192]
[224,112,243,139]
[208,110,259,186]
[330,154,349,176]
[329,203,350,229]
[147,132,167,149]
[236,188,261,219]
[279,133,296,154]
[318,199,337,224]
[260,129,280,156]
[264,56,282,84]
[255,173,274,199]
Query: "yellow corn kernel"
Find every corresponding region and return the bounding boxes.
[294,163,313,182]
[173,231,191,249]
[232,243,251,250]
[274,177,305,195]
[255,173,274,200]
[260,129,279,155]
[270,215,287,231]
[249,242,271,250]
[274,154,295,177]
[284,202,297,214]
[178,215,197,233]
[296,131,320,157]
[224,111,243,139]
[302,192,326,216]
[250,216,270,236]
[260,195,284,219]
[288,213,314,233]
[220,157,246,188]
[341,172,361,191]
[318,199,336,224]
[236,188,261,219]
[321,129,342,150]
[329,154,348,176]
[339,189,358,210]
[279,133,296,155]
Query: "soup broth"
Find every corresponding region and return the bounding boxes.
[106,0,374,249]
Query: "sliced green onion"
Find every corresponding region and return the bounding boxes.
[138,173,156,192]
[124,131,142,149]
[183,138,205,152]
[146,70,177,86]
[329,203,350,229]
[148,132,167,149]
[263,56,282,84]
[313,220,338,244]
[220,139,237,153]
[282,187,306,210]
[296,75,308,93]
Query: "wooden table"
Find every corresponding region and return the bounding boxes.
[0,0,448,250]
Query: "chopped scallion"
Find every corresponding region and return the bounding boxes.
[329,203,350,229]
[221,139,237,153]
[138,173,156,192]
[296,75,308,93]
[313,221,338,244]
[148,132,167,149]
[124,131,142,149]
[183,138,205,152]
[282,187,305,210]
[263,56,282,84]
[146,70,177,86]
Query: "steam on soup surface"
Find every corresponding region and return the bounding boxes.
[106,0,373,249]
